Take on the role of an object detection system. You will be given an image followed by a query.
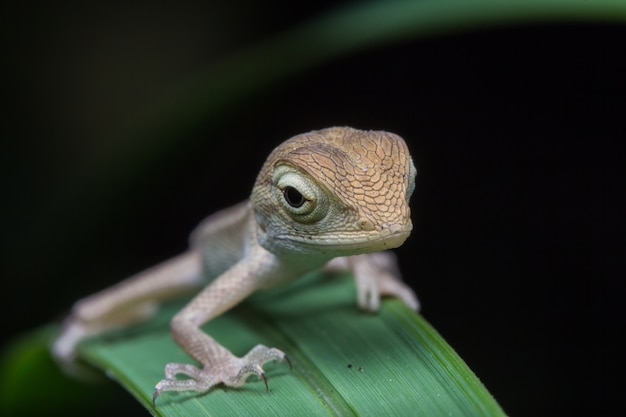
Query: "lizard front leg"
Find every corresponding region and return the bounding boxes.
[325,252,420,312]
[153,252,290,404]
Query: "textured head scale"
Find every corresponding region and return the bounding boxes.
[251,127,417,257]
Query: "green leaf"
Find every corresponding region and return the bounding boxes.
[0,328,120,416]
[74,273,505,416]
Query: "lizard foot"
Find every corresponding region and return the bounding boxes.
[152,345,290,405]
[352,252,420,312]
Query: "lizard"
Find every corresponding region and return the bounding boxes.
[52,126,420,405]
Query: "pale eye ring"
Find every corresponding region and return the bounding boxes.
[283,186,305,208]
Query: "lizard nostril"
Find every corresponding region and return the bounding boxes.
[358,218,375,231]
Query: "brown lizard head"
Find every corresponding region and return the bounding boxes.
[251,127,417,257]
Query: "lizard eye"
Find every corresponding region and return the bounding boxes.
[272,164,329,223]
[283,186,305,208]
[406,157,418,200]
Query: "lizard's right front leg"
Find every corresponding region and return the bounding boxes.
[152,256,291,404]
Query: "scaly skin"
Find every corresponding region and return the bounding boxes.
[52,127,420,405]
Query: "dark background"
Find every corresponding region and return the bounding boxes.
[1,1,623,416]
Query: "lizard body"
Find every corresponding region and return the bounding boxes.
[52,126,419,403]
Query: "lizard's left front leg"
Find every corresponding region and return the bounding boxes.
[153,257,289,404]
[325,252,420,312]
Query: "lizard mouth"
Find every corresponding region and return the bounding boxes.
[275,226,412,256]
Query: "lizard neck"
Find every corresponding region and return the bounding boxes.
[251,216,333,268]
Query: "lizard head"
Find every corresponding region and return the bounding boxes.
[251,127,417,258]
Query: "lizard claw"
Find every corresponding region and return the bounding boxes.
[284,355,293,371]
[152,388,160,408]
[260,371,268,393]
